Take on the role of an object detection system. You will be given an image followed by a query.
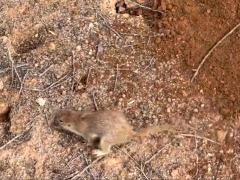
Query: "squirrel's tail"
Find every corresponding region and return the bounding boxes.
[130,124,177,141]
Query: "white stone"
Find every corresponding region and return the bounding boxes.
[36,98,46,106]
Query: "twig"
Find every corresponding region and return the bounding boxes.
[39,65,53,77]
[191,22,240,82]
[144,141,172,164]
[94,67,132,71]
[7,47,22,85]
[143,57,155,71]
[213,154,223,180]
[95,42,104,59]
[193,127,199,178]
[46,73,71,90]
[92,92,99,111]
[113,64,119,91]
[86,68,92,86]
[96,12,122,38]
[116,147,150,180]
[230,155,240,166]
[18,70,29,96]
[67,156,104,180]
[44,114,53,134]
[0,135,23,151]
[178,133,221,145]
[9,51,15,85]
[67,150,83,168]
[82,153,96,180]
[146,34,151,47]
[0,121,32,151]
[126,0,164,14]
[71,51,76,91]
[0,64,28,74]
[26,73,71,92]
[115,146,139,164]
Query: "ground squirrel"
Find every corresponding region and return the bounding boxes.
[53,109,175,156]
[115,0,161,16]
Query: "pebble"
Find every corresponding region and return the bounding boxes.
[89,50,93,55]
[193,108,199,113]
[96,42,104,56]
[88,23,94,30]
[167,107,171,113]
[48,42,56,51]
[36,98,46,106]
[76,45,81,51]
[155,37,161,44]
[62,90,66,95]
[217,130,227,143]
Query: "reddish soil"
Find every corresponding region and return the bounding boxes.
[0,0,240,179]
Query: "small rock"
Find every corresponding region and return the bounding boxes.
[36,98,46,106]
[89,50,93,55]
[88,23,94,30]
[76,45,81,51]
[62,90,66,95]
[48,42,56,51]
[96,42,104,57]
[122,14,130,18]
[155,37,161,44]
[227,148,234,154]
[193,108,199,113]
[217,130,227,143]
[167,107,171,113]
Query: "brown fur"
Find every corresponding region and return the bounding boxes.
[53,109,175,156]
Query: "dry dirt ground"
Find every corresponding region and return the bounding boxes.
[0,0,240,179]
